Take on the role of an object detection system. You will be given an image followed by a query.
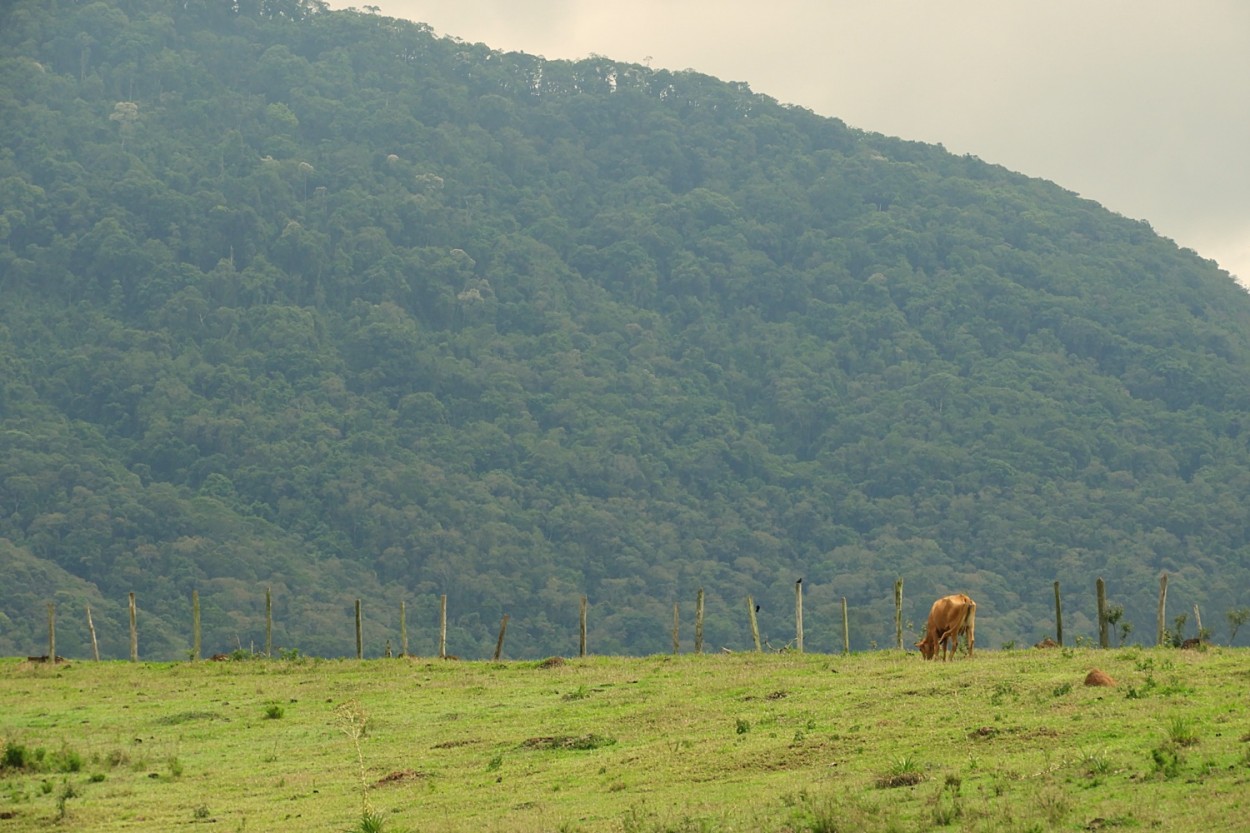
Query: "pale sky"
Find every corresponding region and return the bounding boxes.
[329,1,1250,288]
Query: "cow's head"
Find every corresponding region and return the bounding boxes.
[915,638,936,660]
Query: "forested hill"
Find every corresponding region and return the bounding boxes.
[3,0,1249,660]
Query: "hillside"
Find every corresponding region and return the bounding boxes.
[2,0,1250,659]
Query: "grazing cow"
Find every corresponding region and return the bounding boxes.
[916,593,976,660]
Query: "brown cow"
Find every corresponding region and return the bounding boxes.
[916,593,976,660]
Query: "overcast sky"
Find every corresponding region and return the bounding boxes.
[329,1,1250,288]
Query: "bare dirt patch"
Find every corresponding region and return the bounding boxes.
[375,769,430,787]
[521,734,615,751]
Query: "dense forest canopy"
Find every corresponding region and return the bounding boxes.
[2,0,1249,659]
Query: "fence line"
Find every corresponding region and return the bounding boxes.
[31,571,1220,663]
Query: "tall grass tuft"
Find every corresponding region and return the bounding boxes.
[876,755,924,788]
[1167,716,1199,747]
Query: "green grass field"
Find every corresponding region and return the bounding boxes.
[2,647,1247,832]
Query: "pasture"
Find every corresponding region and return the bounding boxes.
[1,647,1247,831]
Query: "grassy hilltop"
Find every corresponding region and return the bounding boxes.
[1,648,1247,832]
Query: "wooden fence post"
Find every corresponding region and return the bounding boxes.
[400,599,408,657]
[354,599,363,660]
[1193,604,1203,638]
[1053,581,1063,647]
[579,596,588,658]
[1157,573,1169,646]
[695,588,705,654]
[794,579,804,653]
[128,592,138,662]
[1096,577,1108,648]
[747,596,762,652]
[47,602,55,663]
[439,594,448,659]
[265,586,273,657]
[493,614,509,661]
[86,605,99,661]
[841,597,850,654]
[672,603,680,654]
[192,590,201,661]
[893,578,903,650]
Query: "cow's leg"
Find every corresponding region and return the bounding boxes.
[939,627,955,661]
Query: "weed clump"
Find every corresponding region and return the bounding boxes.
[876,755,924,788]
[2,742,84,774]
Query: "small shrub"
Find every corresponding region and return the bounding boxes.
[735,718,751,735]
[1051,682,1072,697]
[264,704,285,720]
[3,742,31,770]
[57,749,83,773]
[1227,607,1250,643]
[55,780,77,821]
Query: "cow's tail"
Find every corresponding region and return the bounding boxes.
[963,599,976,656]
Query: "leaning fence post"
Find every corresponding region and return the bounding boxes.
[47,602,56,663]
[192,590,201,661]
[1193,604,1203,638]
[1096,577,1108,648]
[894,578,904,650]
[86,605,100,661]
[1053,581,1064,647]
[355,599,363,660]
[794,579,804,653]
[672,603,680,654]
[128,592,138,662]
[493,614,509,661]
[747,596,762,652]
[695,588,705,654]
[1157,573,1169,646]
